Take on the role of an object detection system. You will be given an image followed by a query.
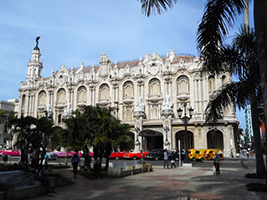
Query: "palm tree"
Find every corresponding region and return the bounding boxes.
[34,117,62,166]
[9,115,37,166]
[205,26,266,177]
[90,106,131,170]
[196,0,267,179]
[63,107,94,172]
[139,0,267,180]
[62,105,132,173]
[139,0,178,16]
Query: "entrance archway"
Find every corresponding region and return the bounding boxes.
[139,130,163,151]
[175,131,194,150]
[207,130,224,150]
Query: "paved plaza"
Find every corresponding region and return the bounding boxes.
[32,158,267,200]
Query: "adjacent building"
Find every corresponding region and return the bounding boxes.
[245,104,253,147]
[0,99,18,149]
[17,41,239,156]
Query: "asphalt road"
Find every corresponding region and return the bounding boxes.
[3,155,258,171]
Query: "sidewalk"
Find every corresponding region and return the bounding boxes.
[34,160,266,200]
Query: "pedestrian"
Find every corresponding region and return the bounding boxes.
[163,149,169,169]
[250,149,254,158]
[170,151,176,168]
[71,150,80,178]
[213,153,221,175]
[44,153,49,170]
[247,150,250,158]
[140,150,144,164]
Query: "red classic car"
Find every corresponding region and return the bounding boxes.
[123,151,149,160]
[0,150,21,156]
[109,152,126,160]
[68,151,83,158]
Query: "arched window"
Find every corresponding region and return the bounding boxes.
[177,75,189,93]
[149,104,160,119]
[149,78,161,96]
[57,88,66,104]
[38,90,46,106]
[123,106,133,120]
[208,75,215,92]
[77,86,87,103]
[22,94,26,108]
[99,83,110,100]
[207,130,224,150]
[123,81,134,98]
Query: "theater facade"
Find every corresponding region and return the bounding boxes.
[18,42,240,156]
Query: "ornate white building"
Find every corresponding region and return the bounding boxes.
[18,41,239,156]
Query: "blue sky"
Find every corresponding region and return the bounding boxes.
[0,0,253,130]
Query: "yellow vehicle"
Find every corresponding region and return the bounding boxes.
[195,149,206,160]
[204,149,224,160]
[188,149,198,160]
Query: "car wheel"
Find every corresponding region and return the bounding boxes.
[115,157,119,160]
[155,157,159,160]
[133,156,137,160]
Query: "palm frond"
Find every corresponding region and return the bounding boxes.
[139,0,177,17]
[197,0,245,74]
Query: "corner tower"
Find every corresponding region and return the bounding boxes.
[27,36,43,81]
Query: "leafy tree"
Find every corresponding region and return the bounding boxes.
[9,115,37,166]
[62,105,132,173]
[9,115,61,170]
[62,107,95,171]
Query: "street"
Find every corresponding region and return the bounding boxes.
[3,156,258,172]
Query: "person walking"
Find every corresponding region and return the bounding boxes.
[71,150,80,178]
[140,150,144,164]
[170,150,176,168]
[163,149,169,169]
[213,153,222,175]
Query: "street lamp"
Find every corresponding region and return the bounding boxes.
[177,102,194,164]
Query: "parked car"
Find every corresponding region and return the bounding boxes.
[0,150,21,156]
[145,149,171,160]
[123,151,149,160]
[188,149,198,160]
[195,149,206,160]
[54,151,68,158]
[46,151,57,160]
[204,149,224,160]
[110,151,126,160]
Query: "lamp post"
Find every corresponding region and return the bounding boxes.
[177,102,194,164]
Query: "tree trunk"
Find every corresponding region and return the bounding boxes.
[250,96,266,177]
[254,0,267,185]
[83,148,92,173]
